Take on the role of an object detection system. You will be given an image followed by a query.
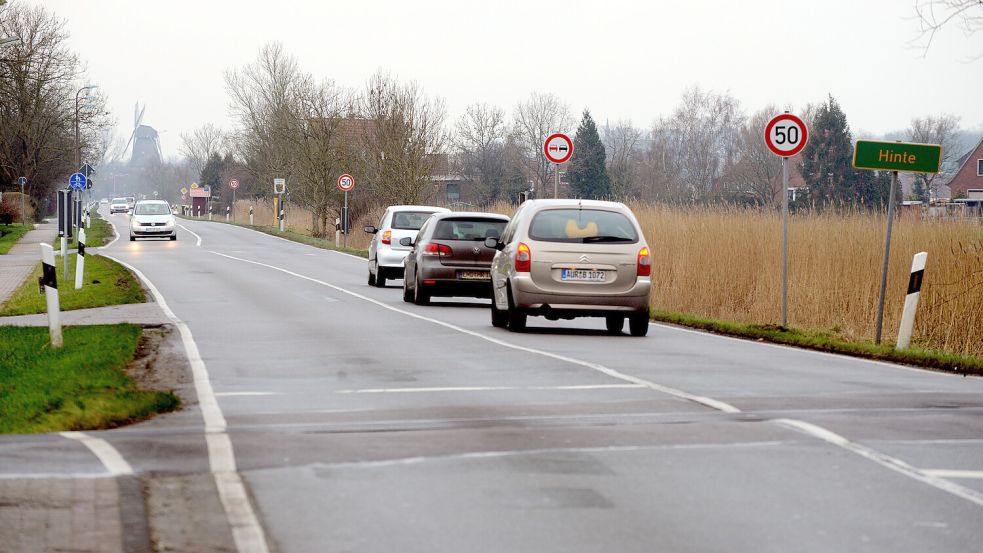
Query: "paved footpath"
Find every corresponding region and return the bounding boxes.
[0,221,58,306]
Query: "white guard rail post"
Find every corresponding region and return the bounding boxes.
[896,252,927,350]
[40,243,63,348]
[74,229,86,290]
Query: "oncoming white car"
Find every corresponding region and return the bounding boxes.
[129,200,177,241]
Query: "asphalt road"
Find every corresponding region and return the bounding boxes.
[3,207,983,553]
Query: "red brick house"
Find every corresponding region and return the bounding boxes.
[947,136,983,199]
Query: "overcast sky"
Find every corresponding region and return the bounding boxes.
[27,0,983,158]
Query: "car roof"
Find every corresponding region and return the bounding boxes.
[430,211,509,221]
[387,205,450,212]
[135,199,169,204]
[520,199,630,210]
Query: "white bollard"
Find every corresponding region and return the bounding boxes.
[335,217,341,245]
[226,206,230,222]
[895,252,928,349]
[249,206,254,226]
[74,229,86,290]
[40,244,63,348]
[896,252,928,349]
[279,210,284,232]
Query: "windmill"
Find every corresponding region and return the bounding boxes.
[121,102,162,168]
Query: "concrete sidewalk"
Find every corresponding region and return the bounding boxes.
[0,221,58,306]
[0,302,169,327]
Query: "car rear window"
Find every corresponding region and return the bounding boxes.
[391,211,438,230]
[134,203,170,215]
[112,198,126,203]
[432,218,507,241]
[528,209,638,244]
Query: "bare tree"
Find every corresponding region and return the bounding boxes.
[907,114,961,201]
[914,0,983,57]
[0,4,111,213]
[720,107,784,206]
[646,86,744,203]
[357,71,447,205]
[451,103,508,205]
[601,120,643,199]
[180,123,226,178]
[512,92,574,198]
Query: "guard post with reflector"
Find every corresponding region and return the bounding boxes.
[39,243,63,348]
[896,252,927,350]
[74,229,86,290]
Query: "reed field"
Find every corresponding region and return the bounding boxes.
[227,199,982,357]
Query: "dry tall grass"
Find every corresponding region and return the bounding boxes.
[229,198,982,356]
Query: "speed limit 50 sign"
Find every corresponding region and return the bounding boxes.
[765,113,808,158]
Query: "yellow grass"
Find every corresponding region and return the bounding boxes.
[227,198,982,356]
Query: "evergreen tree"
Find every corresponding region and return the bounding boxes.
[200,152,224,191]
[568,110,611,199]
[800,96,858,208]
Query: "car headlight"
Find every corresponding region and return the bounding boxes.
[166,217,175,227]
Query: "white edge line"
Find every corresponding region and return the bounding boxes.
[215,392,281,397]
[775,418,983,507]
[177,223,202,247]
[335,384,647,394]
[60,431,133,476]
[922,469,983,479]
[207,249,983,510]
[101,210,120,249]
[101,252,269,553]
[208,250,741,415]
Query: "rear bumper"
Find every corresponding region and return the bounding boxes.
[511,275,651,314]
[376,247,411,269]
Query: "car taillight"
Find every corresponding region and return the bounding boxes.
[637,247,651,277]
[515,242,531,272]
[423,243,452,256]
[381,230,392,245]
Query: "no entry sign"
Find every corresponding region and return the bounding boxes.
[765,113,808,158]
[337,173,355,192]
[543,133,574,164]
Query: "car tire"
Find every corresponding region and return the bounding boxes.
[491,294,508,328]
[374,265,387,288]
[129,234,135,242]
[506,284,526,332]
[367,268,376,286]
[413,273,430,305]
[170,235,177,241]
[628,311,649,337]
[605,316,625,334]
[402,278,413,303]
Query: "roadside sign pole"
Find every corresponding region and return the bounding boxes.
[343,190,348,249]
[874,170,898,344]
[19,177,26,226]
[232,188,236,222]
[554,164,560,199]
[337,174,356,249]
[781,156,789,327]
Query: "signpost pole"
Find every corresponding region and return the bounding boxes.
[874,170,898,344]
[781,156,789,327]
[232,188,236,222]
[19,177,26,226]
[343,190,349,249]
[554,163,559,199]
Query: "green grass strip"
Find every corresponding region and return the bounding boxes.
[0,324,178,434]
[0,224,32,255]
[179,216,369,258]
[49,211,113,250]
[0,254,145,316]
[651,310,983,376]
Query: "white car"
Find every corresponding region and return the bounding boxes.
[129,200,177,241]
[363,205,449,287]
[110,197,129,214]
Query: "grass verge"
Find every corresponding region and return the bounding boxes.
[0,224,32,254]
[651,309,983,376]
[0,324,179,434]
[178,216,369,258]
[49,211,113,250]
[0,253,145,316]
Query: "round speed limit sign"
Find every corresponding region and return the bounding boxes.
[764,113,808,158]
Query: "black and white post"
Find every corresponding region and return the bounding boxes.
[40,243,63,348]
[896,252,927,350]
[74,229,86,290]
[249,205,254,226]
[226,205,230,222]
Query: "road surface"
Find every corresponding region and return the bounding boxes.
[2,207,982,553]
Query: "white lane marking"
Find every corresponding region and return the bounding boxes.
[209,250,740,414]
[101,253,268,553]
[178,223,203,247]
[775,419,983,507]
[328,249,366,261]
[336,384,647,394]
[102,213,120,249]
[208,250,983,510]
[302,441,789,471]
[922,469,983,479]
[215,392,282,397]
[0,472,115,480]
[60,431,134,476]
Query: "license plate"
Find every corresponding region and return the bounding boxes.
[458,270,490,280]
[561,269,606,282]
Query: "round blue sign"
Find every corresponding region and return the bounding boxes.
[69,172,87,190]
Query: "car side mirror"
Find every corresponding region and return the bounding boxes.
[363,225,377,234]
[399,237,413,247]
[484,237,504,250]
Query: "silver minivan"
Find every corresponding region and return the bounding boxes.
[363,205,449,287]
[486,199,652,336]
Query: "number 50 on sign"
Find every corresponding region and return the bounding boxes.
[765,113,809,158]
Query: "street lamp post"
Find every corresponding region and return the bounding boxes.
[74,86,97,223]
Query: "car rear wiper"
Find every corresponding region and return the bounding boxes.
[582,235,633,243]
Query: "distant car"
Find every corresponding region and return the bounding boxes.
[363,205,450,287]
[401,212,509,305]
[100,198,109,204]
[110,197,129,214]
[486,199,652,336]
[125,197,136,211]
[129,200,176,241]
